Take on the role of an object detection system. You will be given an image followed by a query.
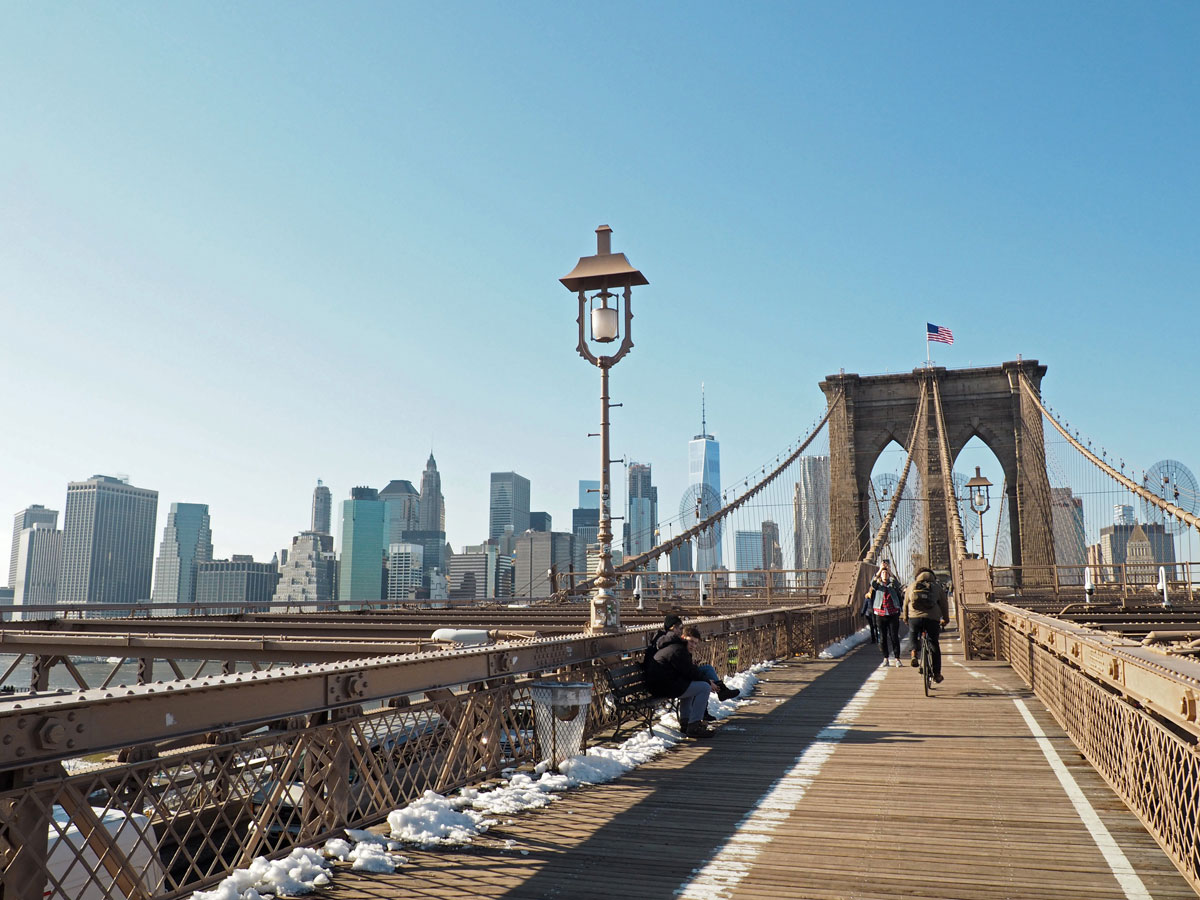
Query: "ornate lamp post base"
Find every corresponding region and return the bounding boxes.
[590,587,620,633]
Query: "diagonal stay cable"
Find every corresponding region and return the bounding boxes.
[558,389,845,598]
[929,372,968,561]
[863,379,928,566]
[1019,372,1200,534]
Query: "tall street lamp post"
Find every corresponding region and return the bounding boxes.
[560,225,648,633]
[965,466,993,560]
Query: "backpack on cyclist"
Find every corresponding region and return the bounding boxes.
[909,580,937,614]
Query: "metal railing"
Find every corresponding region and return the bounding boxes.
[993,603,1200,894]
[0,604,855,900]
[993,563,1200,604]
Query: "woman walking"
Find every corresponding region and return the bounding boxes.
[868,560,904,666]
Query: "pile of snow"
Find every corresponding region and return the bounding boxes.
[190,848,331,900]
[189,663,768,900]
[819,626,872,659]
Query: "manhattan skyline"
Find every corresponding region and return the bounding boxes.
[2,4,1198,564]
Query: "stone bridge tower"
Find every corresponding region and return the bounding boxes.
[818,360,1055,573]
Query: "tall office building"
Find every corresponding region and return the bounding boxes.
[448,543,506,603]
[195,556,279,614]
[338,487,387,607]
[734,529,764,587]
[1125,524,1159,584]
[272,531,336,610]
[793,456,831,585]
[762,520,784,588]
[529,512,552,533]
[1050,487,1086,585]
[58,475,158,610]
[571,506,599,577]
[151,503,213,609]
[400,530,447,586]
[688,390,722,571]
[1114,504,1136,527]
[669,540,693,573]
[12,523,62,617]
[512,531,574,597]
[490,472,531,541]
[380,480,421,546]
[418,454,445,532]
[10,505,59,589]
[387,542,424,603]
[311,481,332,534]
[1097,521,1176,582]
[626,462,658,561]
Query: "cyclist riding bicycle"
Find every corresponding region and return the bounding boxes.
[903,567,950,683]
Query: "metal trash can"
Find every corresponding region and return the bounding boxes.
[530,681,592,769]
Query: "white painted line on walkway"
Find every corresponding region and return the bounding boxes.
[675,665,887,900]
[1013,698,1153,900]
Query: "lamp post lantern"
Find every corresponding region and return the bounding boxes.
[965,466,993,560]
[561,225,648,633]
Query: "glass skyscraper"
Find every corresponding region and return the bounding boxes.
[626,462,658,561]
[689,422,722,572]
[338,487,386,607]
[734,529,764,587]
[151,502,213,609]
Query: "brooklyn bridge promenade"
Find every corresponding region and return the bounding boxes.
[324,632,1194,900]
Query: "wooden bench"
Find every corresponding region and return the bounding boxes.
[603,662,676,738]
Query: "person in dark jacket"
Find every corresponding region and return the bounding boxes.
[903,567,951,681]
[644,615,718,738]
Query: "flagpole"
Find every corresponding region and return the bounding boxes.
[925,330,931,368]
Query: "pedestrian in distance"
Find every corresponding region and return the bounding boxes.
[868,560,904,667]
[644,615,727,738]
[860,590,879,644]
[903,567,951,682]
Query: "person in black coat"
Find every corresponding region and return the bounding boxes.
[644,615,717,738]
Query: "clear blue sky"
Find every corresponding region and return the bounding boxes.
[2,2,1197,563]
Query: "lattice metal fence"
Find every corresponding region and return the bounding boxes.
[0,607,857,900]
[998,618,1200,894]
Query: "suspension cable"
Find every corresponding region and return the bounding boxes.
[863,380,929,566]
[559,389,845,597]
[1019,372,1200,534]
[929,373,968,560]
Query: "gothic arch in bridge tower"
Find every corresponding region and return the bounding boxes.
[819,360,1056,573]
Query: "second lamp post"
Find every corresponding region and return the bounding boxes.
[560,225,648,633]
[965,466,993,560]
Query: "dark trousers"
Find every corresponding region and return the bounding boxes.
[909,617,942,676]
[863,612,878,643]
[877,613,901,658]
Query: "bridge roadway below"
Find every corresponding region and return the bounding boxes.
[322,629,1195,900]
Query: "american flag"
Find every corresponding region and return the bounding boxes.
[927,323,954,345]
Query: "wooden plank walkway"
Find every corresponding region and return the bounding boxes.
[326,631,1196,900]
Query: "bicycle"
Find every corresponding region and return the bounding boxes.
[918,629,934,697]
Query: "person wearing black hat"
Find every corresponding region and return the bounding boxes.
[644,615,736,738]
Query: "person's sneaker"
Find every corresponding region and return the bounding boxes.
[934,674,945,684]
[910,655,919,667]
[717,683,739,701]
[685,721,713,738]
[880,658,892,668]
